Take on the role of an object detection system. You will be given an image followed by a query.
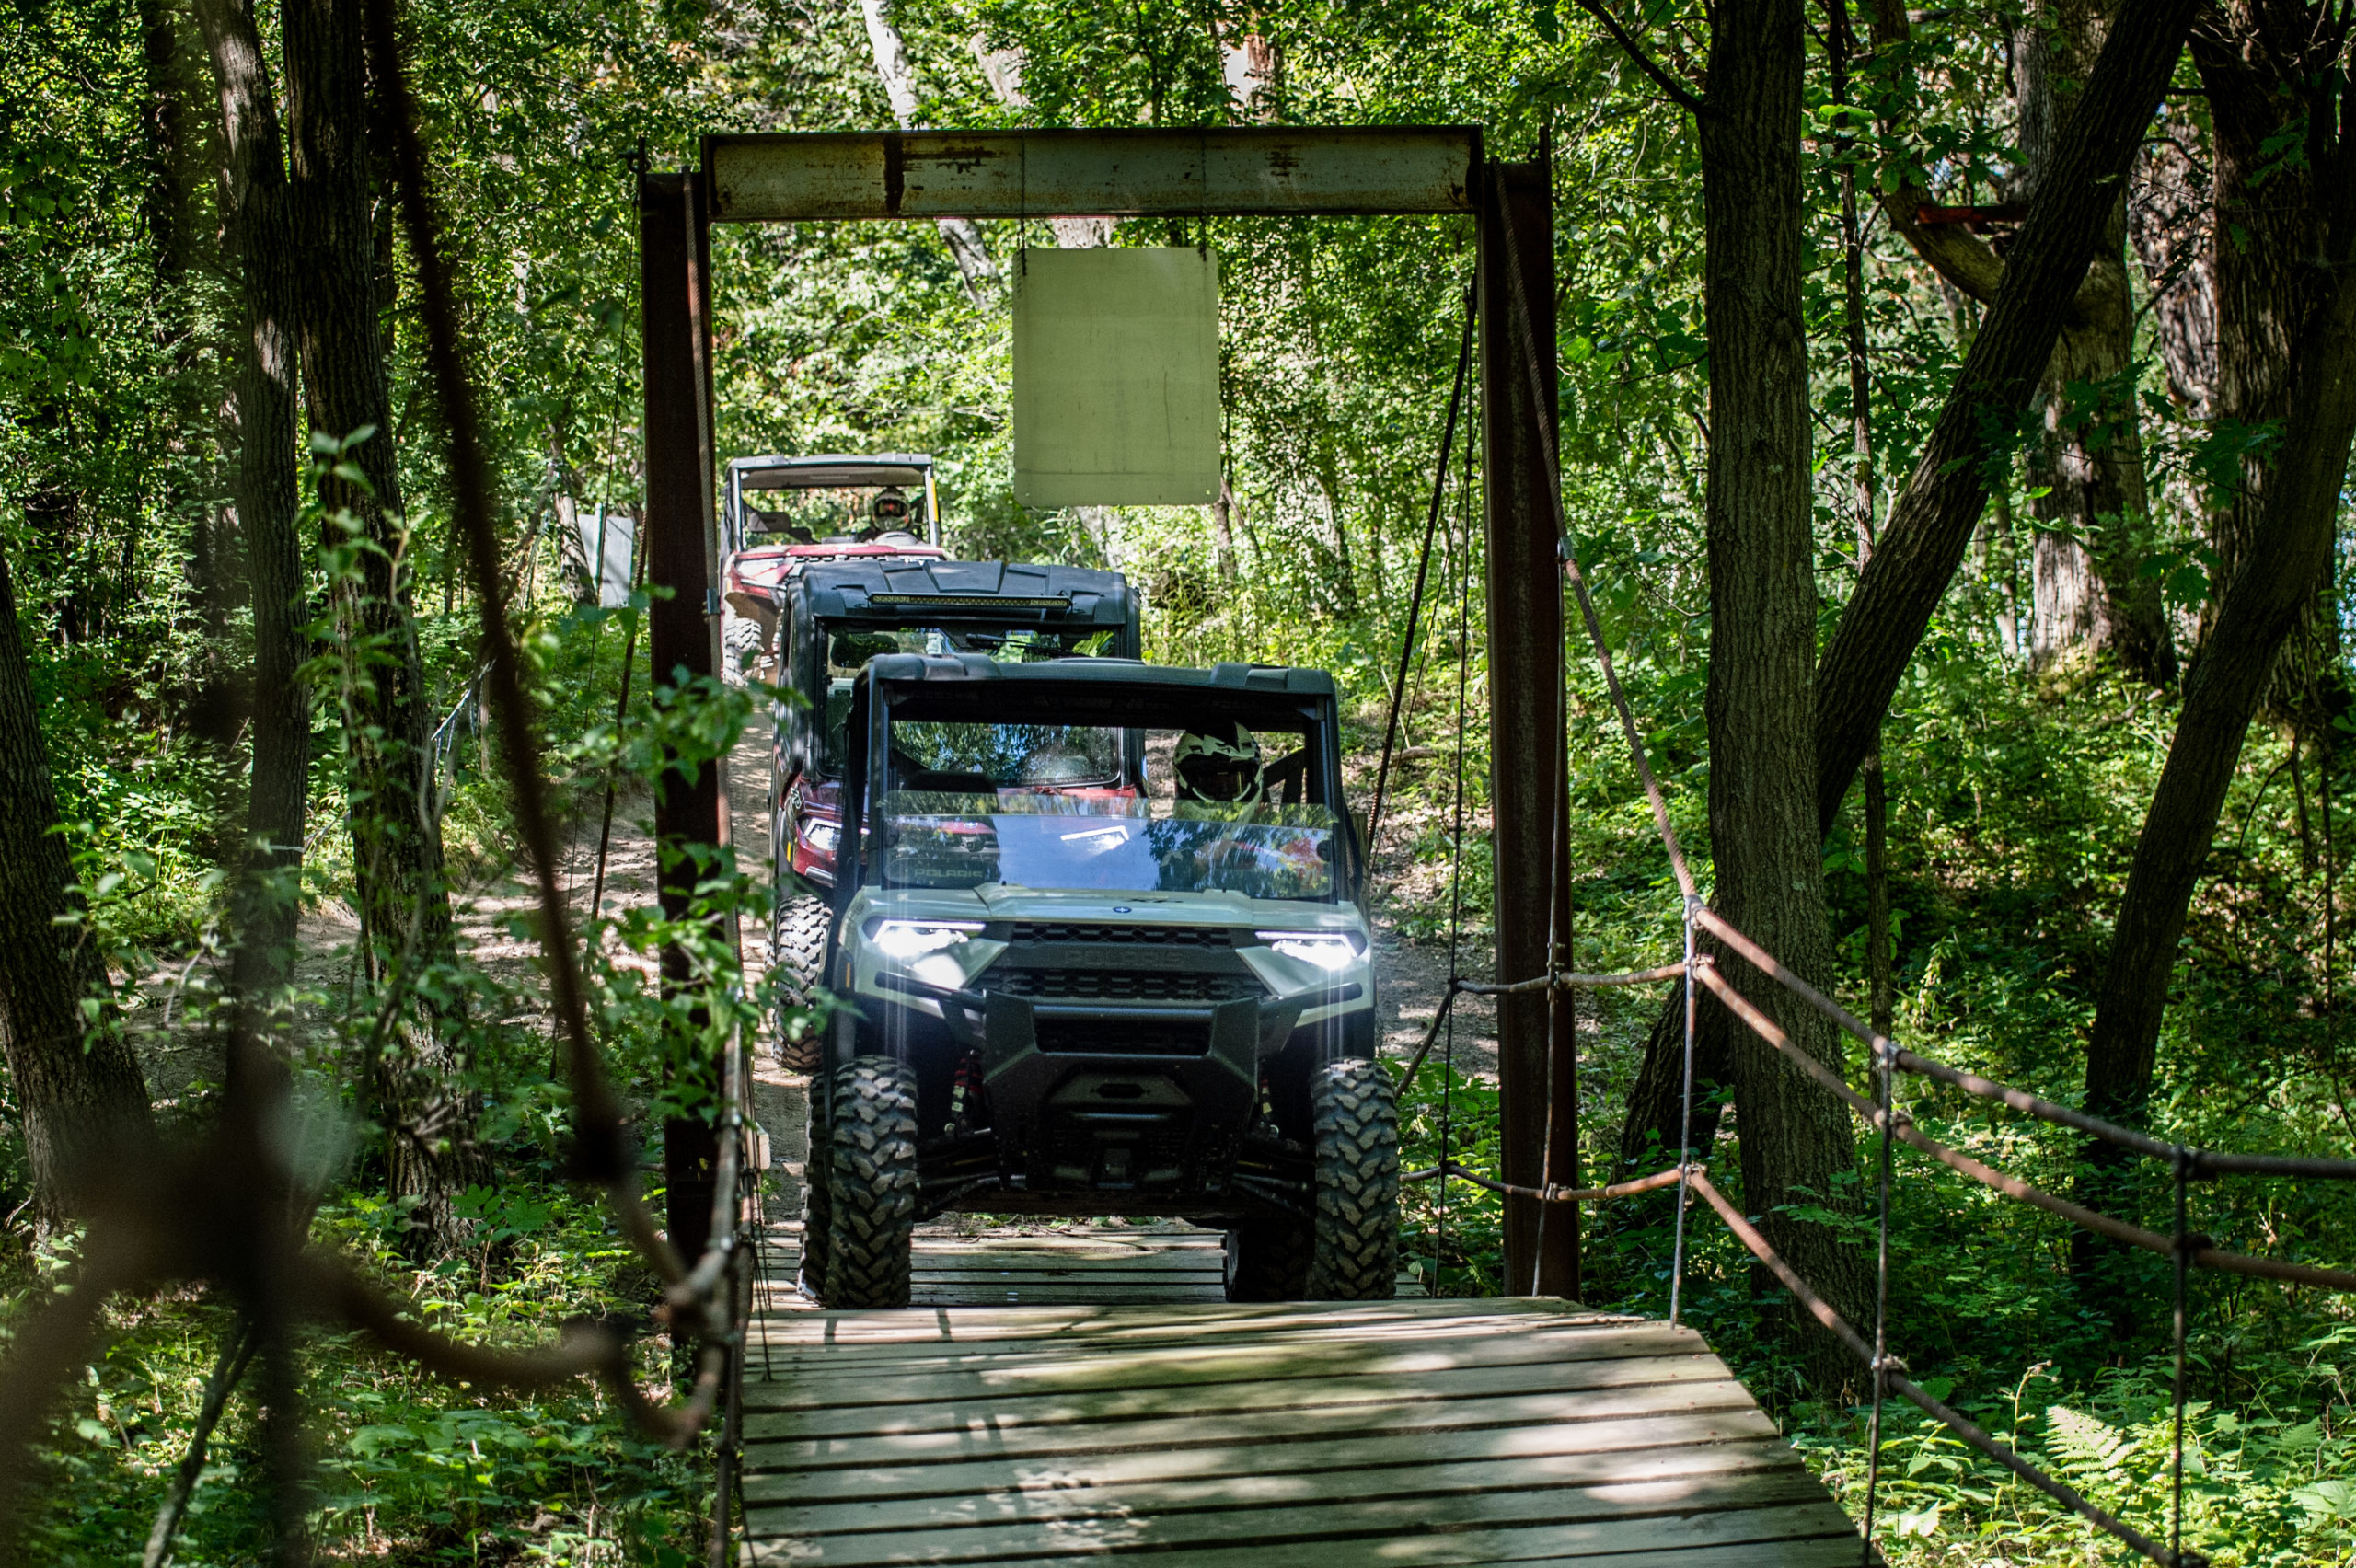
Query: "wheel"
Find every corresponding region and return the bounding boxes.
[771,895,831,1073]
[1304,1057,1401,1299]
[1222,1218,1307,1302]
[722,617,763,686]
[822,1055,919,1309]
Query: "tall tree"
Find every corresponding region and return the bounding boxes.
[1614,0,2200,1182]
[0,548,153,1228]
[193,0,310,1013]
[2078,7,2356,1221]
[1693,0,1870,1378]
[283,0,480,1245]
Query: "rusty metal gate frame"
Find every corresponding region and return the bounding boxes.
[636,124,1580,1323]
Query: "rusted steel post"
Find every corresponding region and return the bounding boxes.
[1479,156,1578,1298]
[641,169,727,1263]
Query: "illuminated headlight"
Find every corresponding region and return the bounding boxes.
[1256,930,1364,971]
[800,816,841,856]
[869,919,983,962]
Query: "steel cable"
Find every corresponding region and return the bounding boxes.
[1368,282,1475,859]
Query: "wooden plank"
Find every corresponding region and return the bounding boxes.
[750,1296,1580,1350]
[745,1482,1850,1563]
[743,1409,1788,1504]
[747,1427,1800,1515]
[746,1310,1655,1378]
[744,1323,1703,1412]
[745,1376,1761,1461]
[756,1457,1818,1547]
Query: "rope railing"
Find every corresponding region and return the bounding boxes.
[1398,962,1689,1091]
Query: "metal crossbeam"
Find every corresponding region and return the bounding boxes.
[702,127,1480,222]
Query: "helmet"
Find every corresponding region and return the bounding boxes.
[1174,721,1263,804]
[871,487,912,525]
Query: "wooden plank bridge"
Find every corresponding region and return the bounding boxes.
[737,1225,1865,1565]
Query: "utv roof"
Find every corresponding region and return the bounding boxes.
[730,454,932,490]
[865,652,1337,698]
[801,560,1131,628]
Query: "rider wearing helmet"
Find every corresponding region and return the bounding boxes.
[1173,721,1264,805]
[870,487,913,530]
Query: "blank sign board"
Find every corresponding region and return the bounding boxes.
[1012,248,1220,508]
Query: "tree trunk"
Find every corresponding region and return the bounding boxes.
[284,0,480,1246]
[2077,13,2356,1266]
[1696,0,1868,1385]
[0,548,153,1228]
[1619,0,2197,1180]
[195,0,310,1015]
[2012,3,2176,684]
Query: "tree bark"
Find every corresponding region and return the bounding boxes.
[2078,17,2356,1224]
[0,548,153,1228]
[2012,2,2176,685]
[195,0,310,1015]
[284,0,480,1246]
[1620,0,2197,1178]
[1696,0,1868,1383]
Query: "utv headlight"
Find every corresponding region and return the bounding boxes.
[868,918,983,962]
[1255,930,1364,971]
[800,816,841,856]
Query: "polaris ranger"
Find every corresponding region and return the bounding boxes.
[767,560,1140,1068]
[800,654,1397,1307]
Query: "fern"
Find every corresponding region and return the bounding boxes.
[2045,1404,2132,1485]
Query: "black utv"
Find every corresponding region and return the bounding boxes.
[798,654,1398,1308]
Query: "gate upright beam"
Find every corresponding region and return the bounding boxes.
[641,169,727,1264]
[1480,156,1577,1299]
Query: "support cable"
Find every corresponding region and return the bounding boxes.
[1434,383,1477,1297]
[1860,983,1897,1563]
[1671,900,1697,1326]
[1368,282,1476,856]
[2172,1146,2193,1564]
[1493,188,1694,901]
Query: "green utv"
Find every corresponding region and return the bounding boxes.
[799,654,1400,1307]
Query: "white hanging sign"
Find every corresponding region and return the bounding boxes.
[1012,247,1221,508]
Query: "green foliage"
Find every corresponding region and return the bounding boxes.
[9,1191,701,1564]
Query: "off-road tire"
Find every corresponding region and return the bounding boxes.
[770,894,830,1073]
[1303,1057,1401,1299]
[823,1055,919,1309]
[1222,1218,1308,1302]
[797,1130,832,1301]
[722,618,763,686]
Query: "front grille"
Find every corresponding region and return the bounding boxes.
[994,968,1264,1004]
[1035,1018,1209,1056]
[1011,923,1235,949]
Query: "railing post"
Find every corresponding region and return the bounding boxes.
[1479,153,1576,1297]
[641,167,728,1263]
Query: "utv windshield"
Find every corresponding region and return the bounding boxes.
[744,485,924,542]
[880,796,1337,900]
[868,710,1336,900]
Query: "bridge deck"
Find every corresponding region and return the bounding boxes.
[739,1228,1862,1566]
